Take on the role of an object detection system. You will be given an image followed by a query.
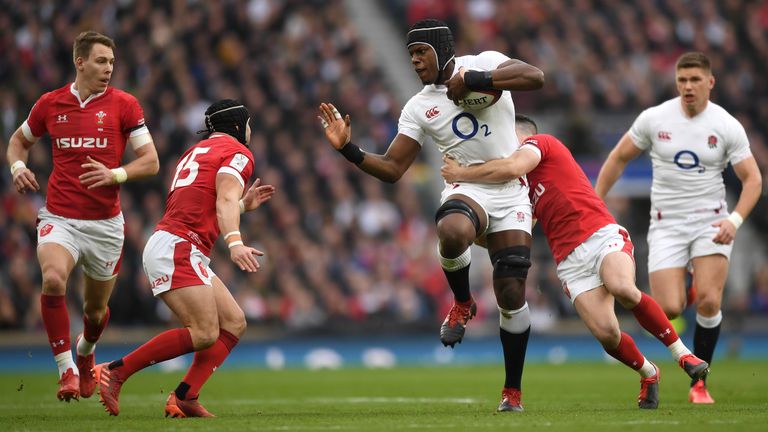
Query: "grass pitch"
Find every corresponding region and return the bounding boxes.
[1,360,766,432]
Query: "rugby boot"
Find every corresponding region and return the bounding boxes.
[440,299,477,348]
[165,392,215,418]
[678,354,709,381]
[75,334,97,398]
[95,363,125,416]
[638,363,660,409]
[57,368,80,402]
[689,379,715,404]
[497,387,523,412]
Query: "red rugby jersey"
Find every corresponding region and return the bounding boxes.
[522,134,616,263]
[156,134,254,255]
[24,84,146,219]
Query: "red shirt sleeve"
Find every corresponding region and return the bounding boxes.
[26,93,51,138]
[120,93,146,134]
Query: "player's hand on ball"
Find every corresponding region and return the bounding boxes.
[79,156,115,189]
[242,178,275,212]
[12,166,39,194]
[440,156,463,183]
[318,103,351,150]
[229,244,264,272]
[445,66,470,105]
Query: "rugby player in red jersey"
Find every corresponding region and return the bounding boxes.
[94,99,275,417]
[6,31,159,402]
[440,115,710,408]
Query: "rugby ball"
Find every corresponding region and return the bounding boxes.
[458,89,502,110]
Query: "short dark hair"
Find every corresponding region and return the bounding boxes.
[73,31,115,62]
[515,114,538,135]
[675,52,711,72]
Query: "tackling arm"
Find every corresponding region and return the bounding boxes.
[441,147,542,183]
[594,132,644,198]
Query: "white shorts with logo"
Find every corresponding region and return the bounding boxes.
[556,224,634,303]
[441,181,532,235]
[647,211,732,272]
[37,207,125,281]
[143,230,216,297]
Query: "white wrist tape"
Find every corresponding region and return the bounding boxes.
[224,231,241,240]
[10,160,26,176]
[727,212,743,230]
[239,199,245,214]
[227,240,244,248]
[111,167,128,184]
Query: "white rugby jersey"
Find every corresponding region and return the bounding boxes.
[629,97,752,217]
[399,51,519,171]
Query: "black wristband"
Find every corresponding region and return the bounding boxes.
[463,70,494,91]
[338,142,365,165]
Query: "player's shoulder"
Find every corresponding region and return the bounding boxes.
[704,100,739,123]
[37,84,72,104]
[107,87,140,104]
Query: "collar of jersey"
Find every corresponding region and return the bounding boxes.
[70,83,107,108]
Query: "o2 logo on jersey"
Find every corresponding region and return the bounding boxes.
[673,150,705,173]
[451,113,491,139]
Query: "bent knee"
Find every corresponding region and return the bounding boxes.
[189,325,220,350]
[41,271,68,295]
[222,309,247,338]
[592,324,621,347]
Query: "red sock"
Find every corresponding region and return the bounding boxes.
[40,294,70,356]
[605,332,645,370]
[83,307,110,343]
[631,292,679,346]
[180,329,239,399]
[118,328,194,378]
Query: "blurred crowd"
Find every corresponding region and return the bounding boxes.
[1,0,767,335]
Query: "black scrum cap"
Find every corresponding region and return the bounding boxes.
[407,19,455,72]
[201,99,250,145]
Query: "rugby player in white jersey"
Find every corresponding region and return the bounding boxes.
[596,52,762,404]
[319,19,544,412]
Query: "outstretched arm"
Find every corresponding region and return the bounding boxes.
[441,147,542,183]
[491,59,545,91]
[318,103,420,183]
[594,133,643,198]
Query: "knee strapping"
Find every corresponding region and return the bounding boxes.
[439,246,471,271]
[492,246,531,279]
[498,302,531,333]
[435,199,482,236]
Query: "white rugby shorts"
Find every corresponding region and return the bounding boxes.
[143,230,215,297]
[36,207,124,281]
[441,181,532,235]
[647,211,733,272]
[556,224,634,303]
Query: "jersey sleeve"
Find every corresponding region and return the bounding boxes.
[628,108,653,151]
[24,93,51,139]
[397,100,425,145]
[120,93,149,137]
[217,149,253,189]
[473,51,512,71]
[520,136,545,159]
[724,116,752,165]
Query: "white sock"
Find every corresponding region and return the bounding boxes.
[54,351,78,377]
[638,359,657,378]
[77,336,96,357]
[696,310,723,328]
[667,338,691,362]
